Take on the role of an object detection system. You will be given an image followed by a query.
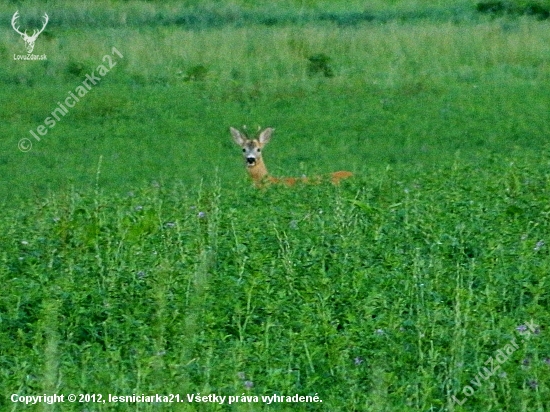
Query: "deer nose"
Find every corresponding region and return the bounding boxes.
[246,157,256,165]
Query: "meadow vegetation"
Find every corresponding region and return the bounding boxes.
[1,0,550,410]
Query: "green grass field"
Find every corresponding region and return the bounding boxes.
[1,0,550,410]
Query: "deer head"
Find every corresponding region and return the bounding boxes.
[230,126,274,183]
[11,11,49,54]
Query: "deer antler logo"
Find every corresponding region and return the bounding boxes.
[11,11,49,54]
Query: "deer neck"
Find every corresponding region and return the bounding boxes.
[247,158,269,184]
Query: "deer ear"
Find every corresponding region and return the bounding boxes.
[258,128,274,145]
[230,127,245,146]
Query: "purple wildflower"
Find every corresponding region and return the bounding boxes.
[516,325,528,333]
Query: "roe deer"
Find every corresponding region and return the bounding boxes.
[230,126,353,187]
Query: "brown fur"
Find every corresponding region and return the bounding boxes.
[230,126,353,188]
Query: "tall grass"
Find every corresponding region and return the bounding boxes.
[2,17,550,87]
[1,148,549,410]
[2,1,550,410]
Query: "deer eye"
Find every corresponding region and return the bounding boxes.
[242,148,246,152]
[257,148,261,152]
